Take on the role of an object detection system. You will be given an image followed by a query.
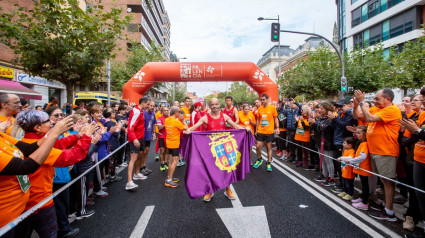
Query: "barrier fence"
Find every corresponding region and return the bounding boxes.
[272,134,425,195]
[0,141,129,237]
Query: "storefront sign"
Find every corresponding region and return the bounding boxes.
[16,73,66,89]
[0,66,14,79]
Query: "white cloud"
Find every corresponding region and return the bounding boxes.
[163,0,337,97]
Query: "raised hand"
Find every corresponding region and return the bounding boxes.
[0,118,12,133]
[50,116,73,136]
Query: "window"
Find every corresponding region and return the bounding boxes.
[352,0,358,3]
[363,29,370,46]
[380,0,388,12]
[342,13,346,37]
[369,24,382,46]
[390,8,416,39]
[352,7,361,27]
[361,4,368,22]
[383,48,390,59]
[353,32,363,49]
[382,20,389,41]
[388,0,403,8]
[368,0,380,19]
[127,24,142,32]
[127,4,143,13]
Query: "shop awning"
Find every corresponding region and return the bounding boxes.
[0,79,43,100]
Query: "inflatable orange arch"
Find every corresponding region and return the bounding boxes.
[122,62,278,105]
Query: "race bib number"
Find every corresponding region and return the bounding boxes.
[296,128,305,135]
[157,120,162,125]
[261,120,269,127]
[354,163,359,169]
[278,114,286,122]
[245,121,249,125]
[341,162,347,168]
[17,175,30,193]
[225,122,230,127]
[185,119,190,125]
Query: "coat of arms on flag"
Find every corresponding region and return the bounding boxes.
[209,132,241,172]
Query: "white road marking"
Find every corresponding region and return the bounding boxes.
[216,185,271,238]
[129,205,155,238]
[257,149,402,238]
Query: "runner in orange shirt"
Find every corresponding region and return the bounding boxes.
[253,94,279,172]
[336,137,356,201]
[164,107,187,188]
[294,105,312,168]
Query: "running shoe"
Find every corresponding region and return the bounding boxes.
[180,160,186,166]
[165,179,179,188]
[314,175,326,182]
[276,151,283,157]
[160,164,165,171]
[253,159,263,168]
[75,210,95,220]
[342,194,353,201]
[133,173,147,180]
[369,210,397,222]
[224,188,236,200]
[369,202,385,211]
[330,186,344,194]
[125,181,138,190]
[155,154,159,161]
[121,162,128,167]
[322,178,335,187]
[177,160,182,167]
[141,169,149,176]
[203,193,214,202]
[109,175,122,182]
[144,167,153,174]
[351,198,362,204]
[95,190,108,198]
[303,165,315,171]
[172,177,180,182]
[352,202,369,211]
[338,192,347,197]
[164,163,169,170]
[280,155,287,161]
[266,162,272,172]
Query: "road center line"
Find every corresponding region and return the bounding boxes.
[129,205,155,238]
[256,149,401,238]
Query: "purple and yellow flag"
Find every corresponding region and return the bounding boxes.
[180,129,256,199]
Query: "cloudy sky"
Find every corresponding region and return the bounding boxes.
[162,0,337,98]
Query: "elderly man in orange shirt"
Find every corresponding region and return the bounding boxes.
[353,88,401,222]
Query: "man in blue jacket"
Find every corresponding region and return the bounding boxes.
[329,98,355,193]
[280,98,301,162]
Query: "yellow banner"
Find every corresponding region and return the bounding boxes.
[0,66,14,79]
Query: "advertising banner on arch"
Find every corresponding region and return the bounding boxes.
[180,129,256,199]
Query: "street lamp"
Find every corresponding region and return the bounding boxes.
[173,57,187,102]
[258,16,281,82]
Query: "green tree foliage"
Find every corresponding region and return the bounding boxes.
[111,41,165,92]
[0,0,129,103]
[280,37,425,100]
[204,82,257,107]
[167,85,187,104]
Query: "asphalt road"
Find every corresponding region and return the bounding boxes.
[70,140,409,238]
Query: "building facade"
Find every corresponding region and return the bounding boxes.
[336,0,425,55]
[257,45,295,83]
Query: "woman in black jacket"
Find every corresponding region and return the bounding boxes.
[312,101,336,186]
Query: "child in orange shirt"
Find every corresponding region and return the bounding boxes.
[337,137,356,201]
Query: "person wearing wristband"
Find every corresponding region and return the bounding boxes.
[0,113,73,238]
[13,110,96,238]
[253,94,279,172]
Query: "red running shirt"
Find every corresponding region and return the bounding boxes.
[223,107,236,129]
[206,112,226,131]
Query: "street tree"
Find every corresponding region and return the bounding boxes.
[0,0,129,104]
[111,41,165,92]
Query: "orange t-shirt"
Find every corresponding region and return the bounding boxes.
[403,111,418,138]
[0,115,15,135]
[165,117,185,149]
[238,111,256,132]
[20,137,62,210]
[181,106,191,125]
[0,132,29,227]
[366,105,401,157]
[257,105,277,134]
[155,112,162,133]
[414,111,425,164]
[341,148,355,179]
[353,142,372,176]
[294,116,310,142]
[357,118,368,126]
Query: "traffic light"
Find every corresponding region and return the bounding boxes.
[341,76,347,92]
[271,23,280,42]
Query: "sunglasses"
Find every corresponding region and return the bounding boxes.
[52,113,65,118]
[42,119,51,124]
